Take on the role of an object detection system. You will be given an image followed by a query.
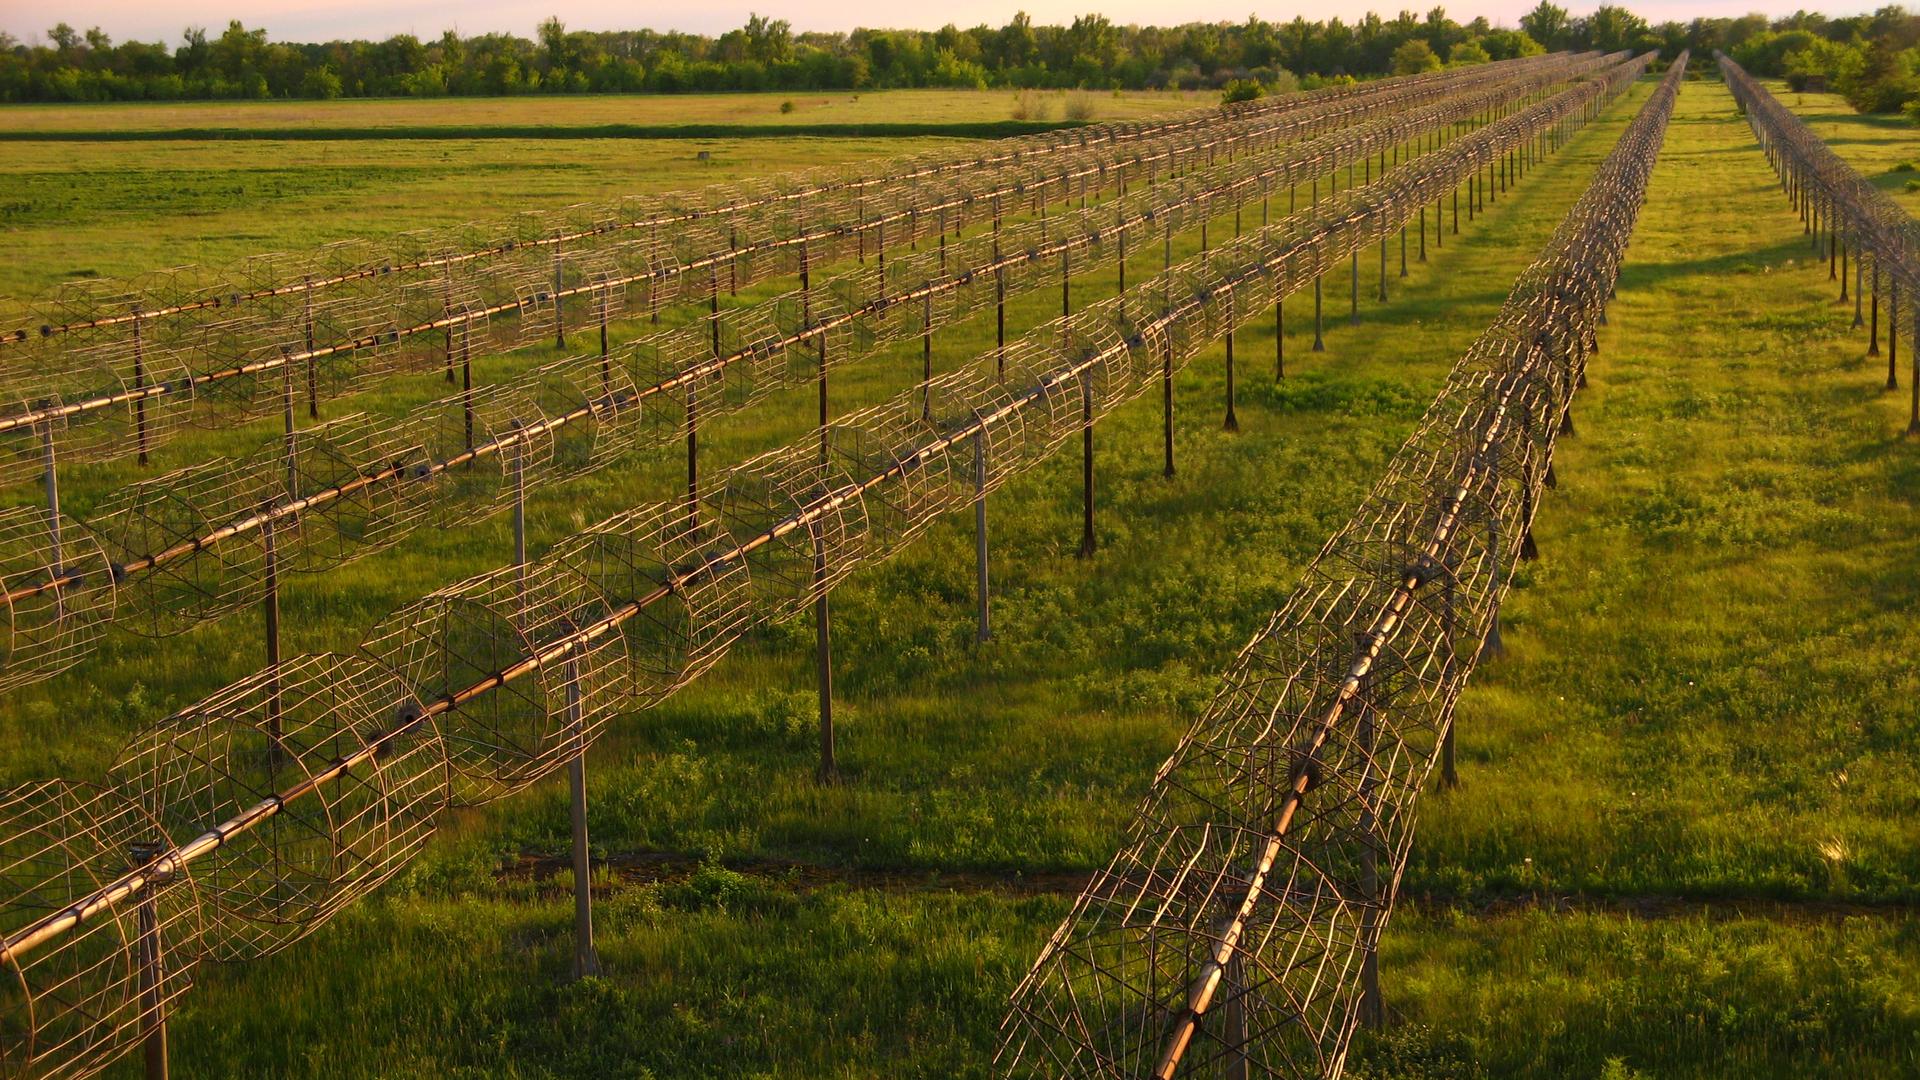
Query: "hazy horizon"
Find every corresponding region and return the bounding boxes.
[0,0,1887,48]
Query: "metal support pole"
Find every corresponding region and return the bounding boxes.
[1350,249,1359,326]
[1892,280,1901,392]
[1909,316,1920,438]
[132,843,169,1080]
[38,419,61,584]
[1223,322,1238,433]
[685,386,698,530]
[1872,265,1882,355]
[1313,275,1325,352]
[553,246,567,349]
[974,432,990,642]
[565,664,600,979]
[1223,951,1249,1080]
[1357,657,1383,1031]
[1855,250,1866,328]
[461,316,475,452]
[1275,298,1284,382]
[1162,336,1175,478]
[995,197,1007,377]
[131,310,150,464]
[814,546,835,783]
[1079,374,1096,558]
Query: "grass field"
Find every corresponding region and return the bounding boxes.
[1,72,1918,1078]
[0,89,1199,298]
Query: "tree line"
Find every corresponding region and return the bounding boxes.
[0,6,1912,112]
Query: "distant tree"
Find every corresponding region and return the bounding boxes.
[1448,39,1491,65]
[1520,2,1570,49]
[301,65,343,98]
[1221,77,1264,103]
[1587,5,1651,52]
[1480,29,1544,60]
[1391,38,1441,74]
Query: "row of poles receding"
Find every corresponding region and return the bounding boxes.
[996,51,1678,1080]
[1719,53,1920,437]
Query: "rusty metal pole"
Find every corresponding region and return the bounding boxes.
[38,417,61,587]
[974,432,989,643]
[132,842,169,1080]
[565,664,600,979]
[1890,280,1901,392]
[553,244,567,349]
[303,277,319,420]
[994,195,1007,377]
[1909,315,1920,438]
[461,315,475,453]
[1854,248,1866,328]
[1163,220,1175,477]
[1357,654,1383,1031]
[1078,375,1095,559]
[1871,264,1881,356]
[131,307,150,464]
[1223,950,1249,1080]
[815,319,835,783]
[1313,274,1326,352]
[1275,297,1284,382]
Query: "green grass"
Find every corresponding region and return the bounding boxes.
[0,89,1196,297]
[4,77,1919,1077]
[0,88,1200,134]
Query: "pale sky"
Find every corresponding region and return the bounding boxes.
[1,1,1885,47]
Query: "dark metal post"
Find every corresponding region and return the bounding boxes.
[132,842,170,1080]
[1275,298,1285,381]
[565,663,600,979]
[131,307,150,463]
[1891,280,1901,392]
[1872,264,1882,356]
[974,432,990,642]
[1313,275,1325,352]
[553,244,567,349]
[1077,372,1096,559]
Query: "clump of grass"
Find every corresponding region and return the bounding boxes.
[1010,88,1052,122]
[779,100,795,115]
[1894,160,1916,172]
[1904,178,1920,192]
[1064,90,1098,122]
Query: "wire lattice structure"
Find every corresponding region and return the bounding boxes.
[996,53,1685,1080]
[0,53,1631,693]
[0,51,1651,1080]
[0,53,1599,483]
[1718,53,1920,434]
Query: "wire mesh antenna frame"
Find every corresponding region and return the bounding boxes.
[109,654,447,962]
[547,501,755,709]
[0,781,201,1080]
[360,560,632,806]
[0,506,115,691]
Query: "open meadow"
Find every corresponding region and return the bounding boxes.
[0,64,1917,1080]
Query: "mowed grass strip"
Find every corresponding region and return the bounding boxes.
[1411,78,1920,904]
